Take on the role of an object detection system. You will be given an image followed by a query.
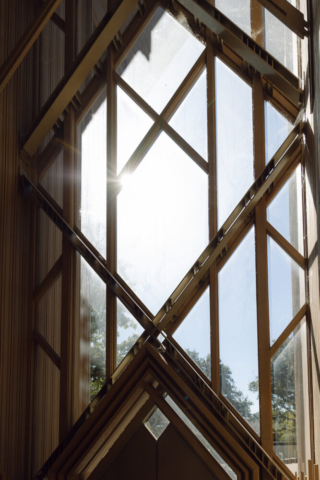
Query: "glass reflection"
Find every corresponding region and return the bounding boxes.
[117,132,208,315]
[219,228,260,434]
[117,86,154,174]
[265,101,293,163]
[216,57,253,227]
[117,299,144,366]
[173,287,211,379]
[215,0,251,36]
[80,257,106,401]
[267,165,304,255]
[272,318,310,475]
[169,70,208,161]
[78,88,107,256]
[117,7,204,113]
[268,237,305,344]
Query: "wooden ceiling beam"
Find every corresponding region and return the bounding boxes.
[0,0,63,94]
[21,0,140,158]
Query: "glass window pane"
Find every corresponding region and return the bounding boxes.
[267,165,304,255]
[272,318,311,475]
[219,228,260,434]
[165,396,237,480]
[80,257,106,401]
[216,58,254,227]
[117,7,205,113]
[268,237,305,344]
[173,287,211,379]
[215,0,251,36]
[265,101,293,163]
[78,88,107,256]
[169,69,208,161]
[117,299,144,366]
[144,408,170,439]
[117,86,154,174]
[264,6,298,76]
[117,133,208,315]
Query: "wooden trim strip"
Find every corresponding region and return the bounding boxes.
[257,0,307,38]
[269,303,307,358]
[33,255,63,303]
[176,0,301,106]
[37,131,64,181]
[22,0,140,157]
[266,221,305,269]
[33,330,61,369]
[0,0,63,93]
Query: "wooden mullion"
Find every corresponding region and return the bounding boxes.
[37,130,63,180]
[33,330,61,369]
[50,12,65,32]
[106,46,117,378]
[33,254,63,303]
[269,303,307,359]
[266,221,305,269]
[60,0,77,442]
[253,72,273,454]
[251,0,264,47]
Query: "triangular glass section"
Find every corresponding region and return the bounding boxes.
[116,7,205,113]
[40,149,63,208]
[173,287,211,379]
[267,164,304,255]
[169,69,208,161]
[265,101,293,164]
[219,228,260,435]
[268,236,305,345]
[117,86,154,174]
[117,298,144,366]
[165,395,237,480]
[144,408,170,440]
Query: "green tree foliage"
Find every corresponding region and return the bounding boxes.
[249,336,296,444]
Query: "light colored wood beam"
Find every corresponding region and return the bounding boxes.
[266,220,305,269]
[0,0,63,93]
[22,0,140,158]
[270,303,307,358]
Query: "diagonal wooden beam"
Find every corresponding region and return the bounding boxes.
[21,0,140,158]
[257,0,308,39]
[0,0,63,94]
[176,0,302,106]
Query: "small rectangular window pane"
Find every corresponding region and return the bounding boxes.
[216,58,253,227]
[219,228,260,434]
[272,318,311,475]
[215,0,251,36]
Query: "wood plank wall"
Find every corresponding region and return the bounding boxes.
[0,0,36,478]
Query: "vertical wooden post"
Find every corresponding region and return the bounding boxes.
[106,44,117,379]
[207,32,219,393]
[59,0,77,442]
[253,71,273,453]
[251,0,264,46]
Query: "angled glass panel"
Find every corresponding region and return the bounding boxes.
[267,165,304,255]
[144,408,170,439]
[264,4,298,76]
[169,69,208,161]
[117,299,144,366]
[215,0,251,36]
[78,88,107,256]
[216,58,254,227]
[37,276,62,356]
[40,150,63,208]
[219,228,260,434]
[166,396,237,480]
[117,132,208,315]
[80,257,106,401]
[268,236,305,345]
[117,86,154,174]
[272,318,311,475]
[265,101,293,163]
[173,287,211,379]
[117,7,205,113]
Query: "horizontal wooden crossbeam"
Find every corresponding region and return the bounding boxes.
[0,0,63,93]
[176,0,301,106]
[257,0,308,39]
[21,0,140,158]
